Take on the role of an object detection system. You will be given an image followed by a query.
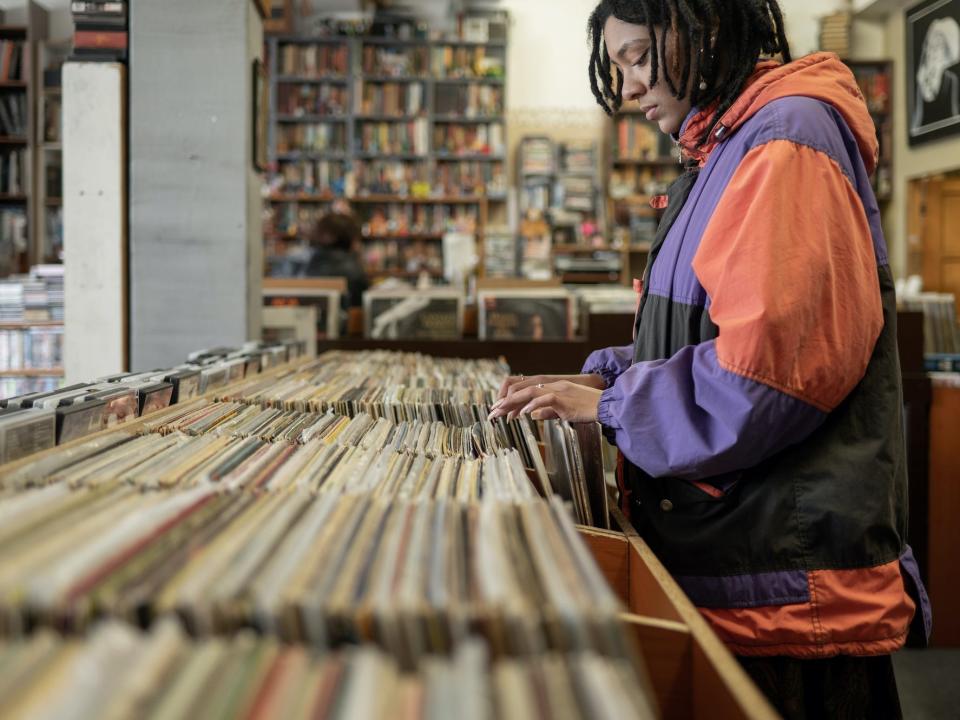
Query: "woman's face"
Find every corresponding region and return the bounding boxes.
[603,15,693,134]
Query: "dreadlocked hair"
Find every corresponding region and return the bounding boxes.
[587,0,791,146]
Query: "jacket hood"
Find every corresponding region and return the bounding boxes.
[679,52,879,174]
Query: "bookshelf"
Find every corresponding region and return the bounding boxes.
[0,3,57,401]
[608,110,681,285]
[263,13,508,282]
[514,136,616,283]
[37,40,67,265]
[843,59,892,203]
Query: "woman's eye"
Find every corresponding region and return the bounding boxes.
[633,52,649,67]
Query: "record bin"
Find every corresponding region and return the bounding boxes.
[577,512,778,720]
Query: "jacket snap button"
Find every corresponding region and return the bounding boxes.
[660,499,673,512]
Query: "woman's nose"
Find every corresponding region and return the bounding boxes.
[621,72,647,102]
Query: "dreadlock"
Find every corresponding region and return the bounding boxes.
[587,0,791,146]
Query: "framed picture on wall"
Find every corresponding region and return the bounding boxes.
[253,59,269,171]
[907,0,960,146]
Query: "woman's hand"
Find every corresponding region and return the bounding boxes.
[488,379,604,423]
[496,373,605,401]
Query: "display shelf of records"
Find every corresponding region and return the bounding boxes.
[0,263,64,397]
[608,111,681,285]
[0,340,305,463]
[899,292,960,371]
[842,59,892,202]
[0,347,776,719]
[264,11,508,282]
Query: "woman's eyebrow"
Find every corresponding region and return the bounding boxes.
[617,38,650,58]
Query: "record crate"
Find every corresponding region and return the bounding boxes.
[0,351,777,720]
[577,510,777,720]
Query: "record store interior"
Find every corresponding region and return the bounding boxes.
[0,0,959,717]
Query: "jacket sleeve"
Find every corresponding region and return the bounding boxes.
[598,138,883,479]
[581,345,634,387]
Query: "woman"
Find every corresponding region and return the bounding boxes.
[490,1,931,717]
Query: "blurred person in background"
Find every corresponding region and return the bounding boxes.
[303,210,369,308]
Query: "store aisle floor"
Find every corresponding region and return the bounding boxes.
[894,649,960,719]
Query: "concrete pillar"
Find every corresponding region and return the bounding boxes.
[129,0,263,369]
[63,62,127,382]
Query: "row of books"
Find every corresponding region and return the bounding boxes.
[609,164,681,199]
[0,92,27,136]
[360,45,430,77]
[434,82,504,117]
[0,265,64,322]
[0,40,26,81]
[276,123,347,155]
[557,176,597,213]
[435,159,506,196]
[0,148,25,195]
[270,159,506,201]
[613,116,674,161]
[277,83,348,116]
[0,341,303,462]
[364,239,442,275]
[71,0,128,61]
[520,137,555,175]
[276,159,347,195]
[0,623,655,720]
[430,45,505,79]
[819,10,851,58]
[354,80,425,117]
[433,122,505,157]
[356,119,430,156]
[898,292,960,355]
[278,43,349,78]
[351,158,431,197]
[0,326,62,371]
[361,202,479,236]
[561,141,599,174]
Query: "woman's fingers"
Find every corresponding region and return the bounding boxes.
[496,375,522,400]
[513,392,560,421]
[489,383,544,420]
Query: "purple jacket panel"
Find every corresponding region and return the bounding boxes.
[596,339,825,480]
[581,344,634,387]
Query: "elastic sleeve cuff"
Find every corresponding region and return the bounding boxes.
[597,386,621,430]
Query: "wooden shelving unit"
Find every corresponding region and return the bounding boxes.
[843,59,892,203]
[607,110,681,285]
[263,13,509,282]
[0,2,56,280]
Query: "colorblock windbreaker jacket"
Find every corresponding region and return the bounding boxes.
[583,53,932,658]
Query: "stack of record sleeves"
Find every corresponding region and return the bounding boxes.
[0,348,656,719]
